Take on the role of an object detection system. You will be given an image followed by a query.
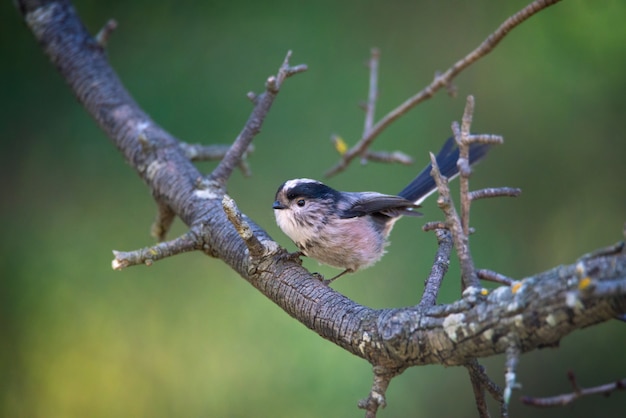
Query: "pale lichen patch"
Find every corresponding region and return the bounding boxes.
[260,239,280,255]
[483,329,494,341]
[546,314,557,327]
[565,291,584,310]
[194,188,221,200]
[146,160,166,181]
[443,313,466,343]
[358,331,372,355]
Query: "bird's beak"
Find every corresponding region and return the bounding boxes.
[272,201,286,210]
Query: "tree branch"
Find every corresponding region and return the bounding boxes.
[418,229,453,308]
[466,359,504,418]
[521,373,626,408]
[357,366,402,418]
[179,142,255,177]
[362,48,380,140]
[210,51,307,184]
[16,1,625,416]
[325,0,563,177]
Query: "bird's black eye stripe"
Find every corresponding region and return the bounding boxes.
[286,182,340,202]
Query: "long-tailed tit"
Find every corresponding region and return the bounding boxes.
[273,137,491,282]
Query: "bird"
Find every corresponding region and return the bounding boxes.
[272,137,491,283]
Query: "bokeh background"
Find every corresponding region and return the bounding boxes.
[2,0,625,417]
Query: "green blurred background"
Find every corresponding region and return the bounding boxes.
[2,0,625,417]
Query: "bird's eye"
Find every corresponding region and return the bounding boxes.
[297,199,305,207]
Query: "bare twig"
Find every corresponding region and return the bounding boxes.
[95,18,117,47]
[419,229,453,308]
[430,151,479,290]
[334,48,415,169]
[470,187,521,201]
[456,96,475,236]
[325,0,562,177]
[466,362,490,418]
[454,104,505,237]
[112,228,203,270]
[504,342,521,405]
[422,221,448,232]
[363,48,380,138]
[210,51,307,184]
[222,195,265,258]
[465,360,505,418]
[474,360,505,402]
[151,202,176,241]
[363,149,413,165]
[358,366,401,418]
[179,142,254,176]
[521,374,626,407]
[468,379,489,418]
[424,222,476,234]
[332,133,413,165]
[477,269,517,286]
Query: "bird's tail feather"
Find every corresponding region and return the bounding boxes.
[397,137,491,204]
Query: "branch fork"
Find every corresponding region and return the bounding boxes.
[111,51,306,270]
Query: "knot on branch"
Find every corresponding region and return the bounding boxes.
[377,309,421,362]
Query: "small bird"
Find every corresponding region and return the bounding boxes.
[273,137,491,282]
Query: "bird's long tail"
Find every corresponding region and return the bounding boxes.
[397,137,491,204]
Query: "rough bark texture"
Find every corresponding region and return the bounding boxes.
[16,0,626,378]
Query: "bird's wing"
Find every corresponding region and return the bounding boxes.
[339,192,422,218]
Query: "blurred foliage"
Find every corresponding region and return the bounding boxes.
[2,0,625,417]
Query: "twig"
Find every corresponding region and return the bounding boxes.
[363,150,413,165]
[150,201,176,241]
[466,362,490,418]
[325,0,562,177]
[470,187,521,201]
[429,151,479,290]
[363,48,380,139]
[430,97,494,290]
[466,360,505,418]
[424,222,476,234]
[453,108,505,238]
[112,228,202,270]
[422,221,448,232]
[210,51,307,184]
[521,374,626,407]
[419,229,453,308]
[331,134,413,165]
[477,269,516,286]
[95,18,117,47]
[358,366,401,418]
[504,342,521,406]
[179,142,254,176]
[456,96,475,236]
[335,48,414,169]
[222,195,265,258]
